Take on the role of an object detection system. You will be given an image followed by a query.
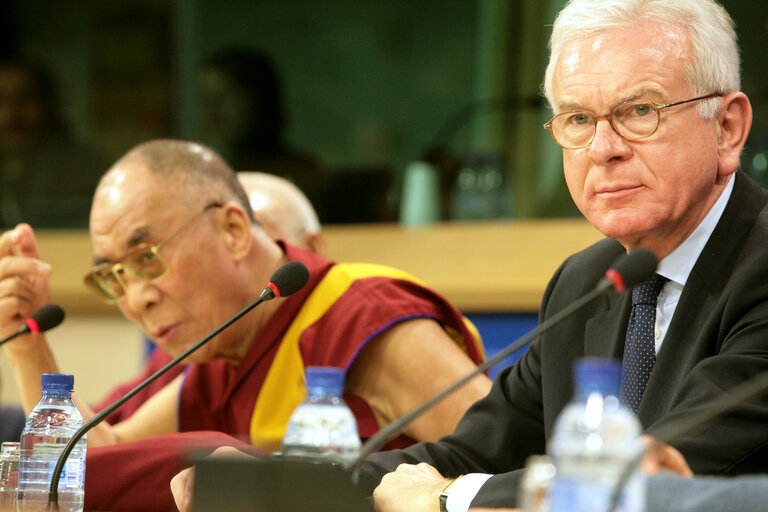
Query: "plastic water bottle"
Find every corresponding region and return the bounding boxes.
[517,454,555,512]
[0,441,20,509]
[281,366,361,465]
[18,373,87,512]
[548,358,645,512]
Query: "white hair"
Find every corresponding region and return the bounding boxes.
[543,0,740,118]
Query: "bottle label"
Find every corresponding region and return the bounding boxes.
[63,458,84,489]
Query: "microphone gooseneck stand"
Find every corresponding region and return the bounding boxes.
[349,248,658,476]
[349,277,614,476]
[46,261,309,511]
[45,293,269,510]
[0,304,66,431]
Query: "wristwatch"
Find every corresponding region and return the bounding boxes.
[438,477,460,512]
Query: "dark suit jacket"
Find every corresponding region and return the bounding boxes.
[357,171,768,508]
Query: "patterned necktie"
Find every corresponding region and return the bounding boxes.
[619,273,668,413]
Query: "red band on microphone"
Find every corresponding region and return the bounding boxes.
[604,268,626,293]
[267,282,281,298]
[26,318,41,334]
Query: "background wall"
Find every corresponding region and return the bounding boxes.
[7,0,765,224]
[0,314,144,406]
[8,0,480,170]
[4,0,569,224]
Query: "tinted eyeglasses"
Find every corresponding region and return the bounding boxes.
[83,202,223,303]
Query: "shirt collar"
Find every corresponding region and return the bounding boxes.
[657,176,734,287]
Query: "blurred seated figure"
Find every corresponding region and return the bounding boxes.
[199,47,321,204]
[200,47,401,224]
[237,171,326,257]
[0,57,107,228]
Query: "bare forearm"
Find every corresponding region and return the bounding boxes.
[5,334,59,413]
[347,318,492,443]
[72,392,122,446]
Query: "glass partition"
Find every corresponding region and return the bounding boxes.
[2,0,765,227]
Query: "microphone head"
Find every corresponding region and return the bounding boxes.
[604,248,658,292]
[264,261,310,299]
[26,304,66,334]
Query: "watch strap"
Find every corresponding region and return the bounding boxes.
[438,477,461,512]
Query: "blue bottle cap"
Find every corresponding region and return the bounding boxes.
[41,373,74,391]
[574,358,621,397]
[305,366,344,392]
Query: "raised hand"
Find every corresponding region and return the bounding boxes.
[0,224,52,339]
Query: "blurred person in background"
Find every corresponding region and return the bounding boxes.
[237,170,326,257]
[0,57,107,441]
[199,47,321,204]
[0,57,107,229]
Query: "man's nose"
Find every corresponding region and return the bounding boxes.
[588,118,632,163]
[120,273,161,313]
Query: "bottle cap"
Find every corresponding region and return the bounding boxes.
[305,366,344,392]
[574,358,621,396]
[41,373,74,391]
[1,441,19,453]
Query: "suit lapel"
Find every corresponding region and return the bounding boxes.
[639,270,717,425]
[584,291,632,360]
[638,172,768,425]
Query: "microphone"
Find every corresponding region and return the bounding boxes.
[347,248,657,475]
[45,261,309,510]
[0,304,66,347]
[260,260,310,300]
[604,248,656,292]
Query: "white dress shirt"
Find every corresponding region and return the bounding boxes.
[444,178,735,512]
[654,177,733,352]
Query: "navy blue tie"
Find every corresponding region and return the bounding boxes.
[620,274,667,413]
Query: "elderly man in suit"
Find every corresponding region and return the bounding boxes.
[357,0,768,511]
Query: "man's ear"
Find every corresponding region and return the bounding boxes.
[218,203,253,261]
[717,91,752,177]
